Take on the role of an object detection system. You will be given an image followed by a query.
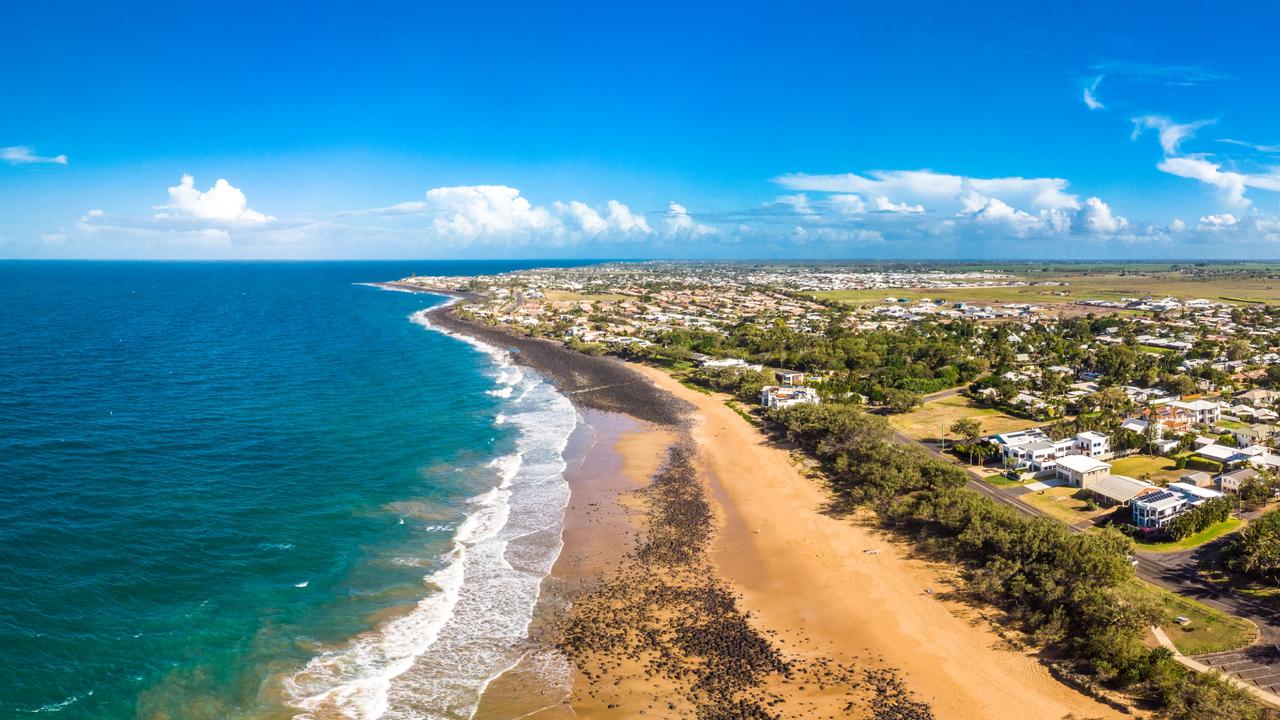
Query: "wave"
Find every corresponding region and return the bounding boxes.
[282,306,577,720]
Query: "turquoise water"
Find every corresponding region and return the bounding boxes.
[0,262,582,719]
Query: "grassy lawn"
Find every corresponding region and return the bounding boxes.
[1134,518,1243,553]
[1020,485,1111,525]
[1217,418,1249,430]
[888,394,1041,442]
[1123,579,1257,655]
[1109,454,1184,484]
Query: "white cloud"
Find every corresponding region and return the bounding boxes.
[873,196,924,213]
[1083,76,1105,111]
[424,185,556,239]
[827,194,866,215]
[604,200,652,234]
[1157,156,1280,208]
[775,170,1079,213]
[1074,196,1128,234]
[2,145,68,165]
[773,193,814,215]
[1131,115,1214,156]
[1170,218,1186,232]
[159,174,273,223]
[1199,213,1239,228]
[664,201,718,237]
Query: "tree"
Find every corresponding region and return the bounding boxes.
[881,388,921,414]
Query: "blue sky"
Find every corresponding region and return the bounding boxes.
[4,0,1280,259]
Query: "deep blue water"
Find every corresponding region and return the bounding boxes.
[0,261,584,719]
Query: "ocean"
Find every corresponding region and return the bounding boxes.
[0,261,585,719]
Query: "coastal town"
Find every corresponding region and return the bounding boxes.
[397,261,1280,717]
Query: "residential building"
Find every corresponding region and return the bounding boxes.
[1087,475,1156,507]
[1073,431,1111,458]
[1179,471,1214,488]
[774,370,806,387]
[1220,468,1260,493]
[1171,399,1222,426]
[1132,490,1188,529]
[1234,424,1276,448]
[1056,454,1111,489]
[760,385,820,409]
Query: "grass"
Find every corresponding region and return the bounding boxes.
[1109,454,1184,483]
[1123,579,1257,655]
[1020,484,1110,525]
[1216,418,1249,430]
[541,290,632,302]
[1134,518,1243,553]
[1138,344,1175,355]
[888,394,1041,442]
[812,269,1280,308]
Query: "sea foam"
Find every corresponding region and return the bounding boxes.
[282,302,577,720]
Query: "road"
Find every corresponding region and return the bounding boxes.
[893,429,1280,650]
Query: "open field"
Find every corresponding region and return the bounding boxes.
[813,269,1280,307]
[1110,454,1185,484]
[1136,518,1244,553]
[888,394,1041,441]
[1020,485,1110,525]
[1123,579,1258,655]
[541,289,633,302]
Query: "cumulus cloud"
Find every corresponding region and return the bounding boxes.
[1170,218,1186,232]
[420,185,659,245]
[1199,213,1239,228]
[1083,76,1105,111]
[664,202,718,237]
[159,174,273,223]
[872,196,924,213]
[1074,197,1128,234]
[3,145,68,165]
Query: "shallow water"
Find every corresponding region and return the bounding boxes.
[0,261,583,719]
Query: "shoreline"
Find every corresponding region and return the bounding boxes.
[390,284,1131,718]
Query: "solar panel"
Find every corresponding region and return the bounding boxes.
[1138,490,1177,504]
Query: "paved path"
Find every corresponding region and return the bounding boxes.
[1153,627,1280,706]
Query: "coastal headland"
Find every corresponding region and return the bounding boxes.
[398,284,1128,719]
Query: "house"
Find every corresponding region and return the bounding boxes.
[1234,424,1277,448]
[1180,471,1214,488]
[1056,454,1111,489]
[700,357,765,372]
[1073,431,1111,458]
[1238,388,1280,406]
[1132,490,1189,529]
[761,385,821,409]
[1171,399,1222,426]
[1168,482,1225,506]
[774,370,806,387]
[1195,443,1244,465]
[1088,474,1157,507]
[1220,468,1260,493]
[1005,438,1075,472]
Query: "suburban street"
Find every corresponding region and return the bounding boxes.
[894,428,1280,659]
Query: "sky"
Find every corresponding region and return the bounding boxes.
[4,0,1280,260]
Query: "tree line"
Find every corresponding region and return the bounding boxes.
[766,402,1270,719]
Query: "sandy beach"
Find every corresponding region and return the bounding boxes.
[424,298,1132,719]
[629,363,1131,720]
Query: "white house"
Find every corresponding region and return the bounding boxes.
[1132,489,1188,530]
[1171,399,1222,426]
[1005,438,1075,472]
[1073,431,1111,458]
[760,385,820,409]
